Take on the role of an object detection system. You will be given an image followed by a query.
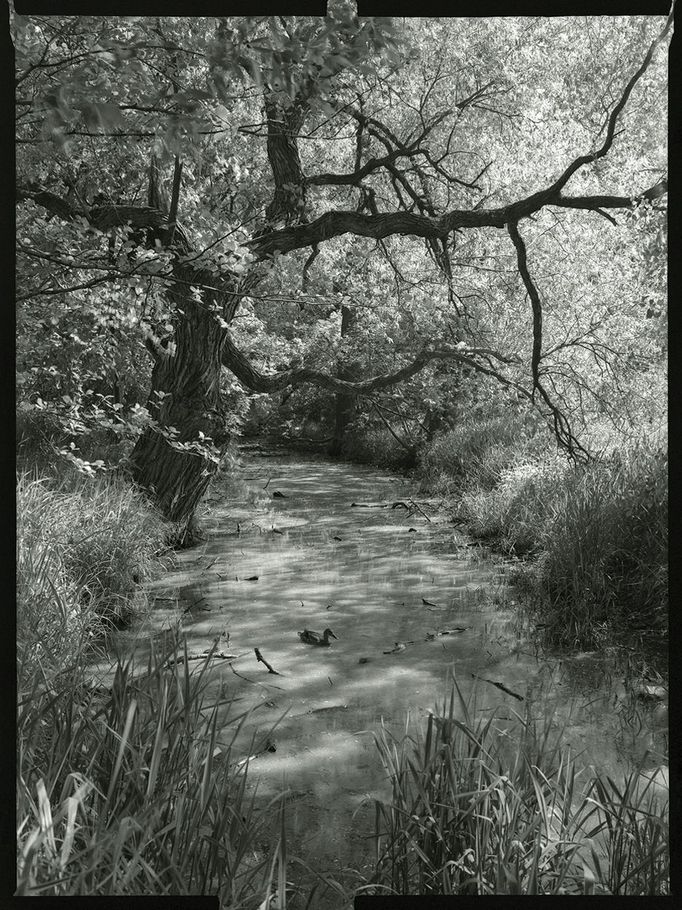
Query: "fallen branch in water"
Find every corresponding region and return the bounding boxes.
[235,739,277,768]
[408,498,432,523]
[230,663,285,690]
[255,647,282,675]
[164,651,238,669]
[472,673,524,701]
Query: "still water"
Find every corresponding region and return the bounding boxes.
[119,443,668,896]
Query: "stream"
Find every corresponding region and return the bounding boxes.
[116,441,668,900]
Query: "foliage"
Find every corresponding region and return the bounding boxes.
[14,11,668,493]
[17,472,169,682]
[17,641,283,901]
[460,455,567,556]
[417,406,666,649]
[420,406,545,494]
[359,677,668,896]
[519,443,668,648]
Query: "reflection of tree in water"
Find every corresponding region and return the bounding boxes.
[521,658,667,773]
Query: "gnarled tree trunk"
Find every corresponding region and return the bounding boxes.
[129,308,223,522]
[129,265,245,524]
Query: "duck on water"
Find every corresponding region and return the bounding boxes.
[298,628,338,646]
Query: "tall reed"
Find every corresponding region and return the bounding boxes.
[17,640,283,902]
[358,677,668,896]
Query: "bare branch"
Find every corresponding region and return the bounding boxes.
[222,331,527,399]
[507,219,589,461]
[248,176,667,258]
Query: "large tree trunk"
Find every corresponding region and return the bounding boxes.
[129,266,245,524]
[129,97,306,523]
[328,304,357,457]
[129,302,226,522]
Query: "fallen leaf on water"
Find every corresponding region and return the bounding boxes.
[383,642,407,654]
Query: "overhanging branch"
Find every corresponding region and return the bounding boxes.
[507,219,589,461]
[248,177,667,258]
[222,331,527,398]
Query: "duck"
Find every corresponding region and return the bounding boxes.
[298,628,338,646]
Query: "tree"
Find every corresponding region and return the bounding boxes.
[14,7,669,523]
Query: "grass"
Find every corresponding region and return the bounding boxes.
[419,411,543,495]
[17,639,284,901]
[16,470,286,902]
[508,445,667,649]
[356,677,668,897]
[17,472,170,683]
[419,417,667,651]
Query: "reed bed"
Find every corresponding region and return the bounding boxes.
[357,677,668,897]
[17,639,285,903]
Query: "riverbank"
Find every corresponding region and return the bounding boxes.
[16,446,668,899]
[262,420,668,665]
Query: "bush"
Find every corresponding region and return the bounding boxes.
[340,425,416,470]
[16,406,65,476]
[17,472,169,682]
[420,415,666,650]
[526,444,667,646]
[420,412,542,494]
[461,456,567,555]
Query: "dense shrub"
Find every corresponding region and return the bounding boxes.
[17,473,169,681]
[339,424,416,470]
[526,445,667,646]
[417,413,666,649]
[420,412,543,494]
[461,456,567,555]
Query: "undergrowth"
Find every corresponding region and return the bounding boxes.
[419,420,667,650]
[357,677,669,897]
[17,472,169,682]
[17,641,284,901]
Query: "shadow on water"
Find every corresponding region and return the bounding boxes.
[110,444,667,903]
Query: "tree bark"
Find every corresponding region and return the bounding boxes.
[128,308,223,521]
[128,262,245,524]
[328,304,357,457]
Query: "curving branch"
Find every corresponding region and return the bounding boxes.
[221,330,527,399]
[248,176,667,258]
[250,12,671,259]
[507,219,589,461]
[507,220,542,393]
[552,178,668,214]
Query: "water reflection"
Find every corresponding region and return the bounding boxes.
[117,445,667,901]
